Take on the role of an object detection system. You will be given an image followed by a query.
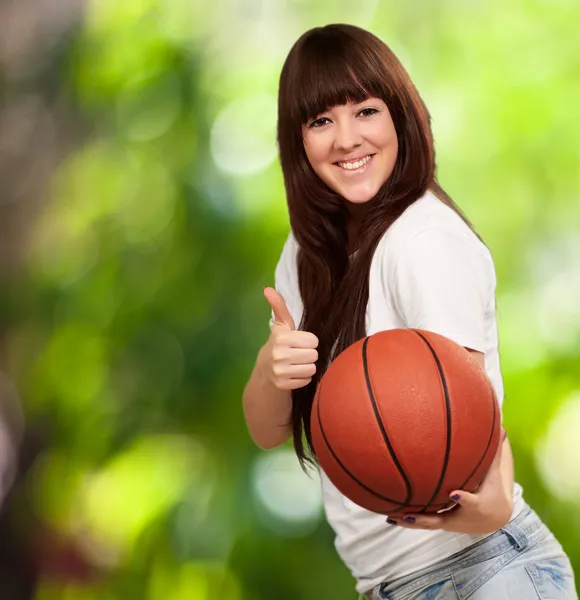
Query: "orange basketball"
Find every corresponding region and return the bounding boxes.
[311,329,501,516]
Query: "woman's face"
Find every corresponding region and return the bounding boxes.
[301,97,398,209]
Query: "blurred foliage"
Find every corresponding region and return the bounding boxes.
[0,0,578,598]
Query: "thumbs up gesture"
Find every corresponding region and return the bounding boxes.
[262,287,319,391]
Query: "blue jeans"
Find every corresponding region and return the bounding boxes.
[366,506,577,599]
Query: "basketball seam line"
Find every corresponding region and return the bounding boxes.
[457,378,498,491]
[316,332,498,513]
[362,336,413,508]
[411,330,452,513]
[315,378,448,509]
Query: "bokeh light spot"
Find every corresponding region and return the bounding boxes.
[148,560,241,600]
[79,434,198,554]
[210,94,277,176]
[536,391,580,504]
[251,447,322,536]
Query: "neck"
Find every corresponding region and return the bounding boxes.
[347,202,367,223]
[346,203,367,256]
[347,219,361,256]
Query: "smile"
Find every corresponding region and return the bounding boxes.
[334,154,375,173]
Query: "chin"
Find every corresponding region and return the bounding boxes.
[341,188,380,205]
[334,180,383,205]
[343,196,373,206]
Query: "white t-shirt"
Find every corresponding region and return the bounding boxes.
[270,191,525,594]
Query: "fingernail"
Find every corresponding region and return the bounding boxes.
[403,516,416,523]
[451,494,461,501]
[502,429,507,442]
[386,518,398,525]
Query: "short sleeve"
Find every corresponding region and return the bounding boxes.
[388,227,493,352]
[269,233,299,329]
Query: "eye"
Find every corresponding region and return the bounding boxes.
[309,117,331,128]
[359,107,379,118]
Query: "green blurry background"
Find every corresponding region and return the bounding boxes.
[0,0,578,598]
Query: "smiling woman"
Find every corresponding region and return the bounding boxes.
[301,99,398,208]
[242,23,578,600]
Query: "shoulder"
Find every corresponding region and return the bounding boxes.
[372,191,496,296]
[376,190,492,265]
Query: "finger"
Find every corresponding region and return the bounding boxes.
[277,377,312,391]
[273,347,318,365]
[386,515,444,530]
[274,363,316,379]
[277,330,319,349]
[291,348,318,364]
[264,287,295,330]
[447,490,478,508]
[411,511,468,534]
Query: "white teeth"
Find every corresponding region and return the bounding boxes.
[337,155,372,170]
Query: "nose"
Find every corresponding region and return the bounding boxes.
[333,118,362,152]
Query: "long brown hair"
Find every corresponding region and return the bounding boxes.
[277,24,480,470]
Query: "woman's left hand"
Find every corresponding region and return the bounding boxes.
[386,430,512,535]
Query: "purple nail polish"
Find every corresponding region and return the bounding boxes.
[386,518,398,525]
[403,516,416,523]
[451,493,461,501]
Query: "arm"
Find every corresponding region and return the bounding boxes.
[388,349,514,534]
[388,431,514,534]
[499,434,515,511]
[468,349,514,502]
[386,228,512,533]
[243,237,296,450]
[243,347,293,450]
[243,287,318,450]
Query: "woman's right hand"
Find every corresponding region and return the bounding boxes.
[261,287,319,391]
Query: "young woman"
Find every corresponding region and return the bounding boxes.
[242,24,577,600]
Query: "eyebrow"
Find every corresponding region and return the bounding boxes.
[317,99,376,116]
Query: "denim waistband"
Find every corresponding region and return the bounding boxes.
[374,505,547,599]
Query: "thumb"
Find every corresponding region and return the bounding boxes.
[447,489,478,508]
[264,287,295,330]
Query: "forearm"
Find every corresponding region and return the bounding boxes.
[500,435,515,504]
[486,435,515,530]
[468,433,515,533]
[243,346,293,450]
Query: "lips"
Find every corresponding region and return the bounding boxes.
[334,153,375,174]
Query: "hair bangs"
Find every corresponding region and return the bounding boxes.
[292,43,385,125]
